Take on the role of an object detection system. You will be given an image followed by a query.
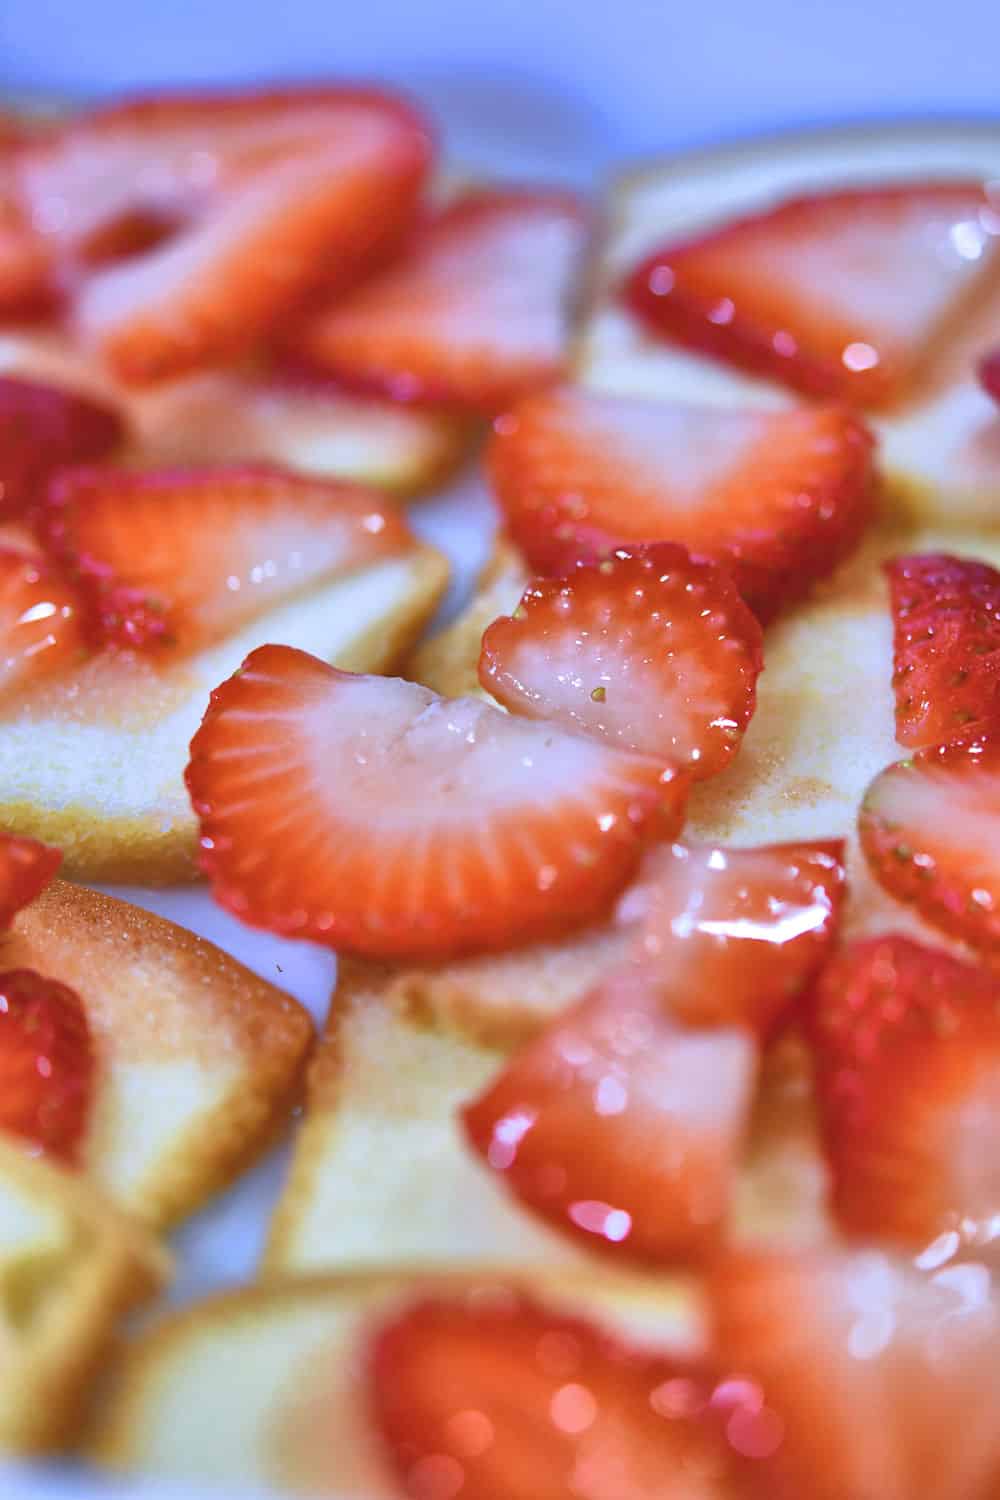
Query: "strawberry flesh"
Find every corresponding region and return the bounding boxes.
[0,968,93,1164]
[0,375,124,519]
[0,546,85,699]
[0,833,61,929]
[979,349,1000,404]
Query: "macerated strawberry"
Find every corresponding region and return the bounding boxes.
[287,189,590,411]
[627,183,1000,411]
[859,736,1000,953]
[20,87,434,383]
[886,553,1000,748]
[488,388,875,619]
[0,137,54,314]
[979,349,1000,403]
[479,544,763,779]
[0,833,61,929]
[806,935,1000,1250]
[371,1292,756,1500]
[40,464,413,650]
[0,375,124,519]
[709,1248,1000,1500]
[0,547,85,699]
[186,644,685,961]
[0,968,93,1163]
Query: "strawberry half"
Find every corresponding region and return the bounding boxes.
[859,736,1000,953]
[806,935,1000,1250]
[40,464,413,651]
[20,87,433,383]
[0,375,125,521]
[0,968,93,1164]
[371,1291,755,1500]
[0,546,85,699]
[287,189,590,411]
[710,1248,1000,1500]
[488,388,875,619]
[626,183,1000,411]
[478,544,763,780]
[0,833,61,930]
[186,644,685,961]
[980,348,1000,404]
[886,553,1000,748]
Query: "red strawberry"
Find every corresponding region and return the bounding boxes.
[859,736,1000,953]
[709,1248,1000,1500]
[186,644,685,961]
[371,1291,757,1500]
[40,464,413,651]
[626,183,1000,411]
[487,389,875,619]
[0,375,124,520]
[20,87,433,384]
[0,833,61,929]
[478,544,763,780]
[0,968,93,1163]
[886,553,1000,748]
[980,348,1000,403]
[287,189,590,411]
[806,935,1000,1250]
[0,547,85,699]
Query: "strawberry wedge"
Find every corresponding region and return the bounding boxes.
[479,544,763,780]
[981,349,1000,403]
[0,375,125,520]
[0,833,61,930]
[0,968,93,1164]
[40,464,413,650]
[627,182,1000,411]
[806,935,1000,1251]
[488,388,875,619]
[287,189,590,411]
[20,88,433,383]
[0,547,84,700]
[186,644,685,960]
[859,737,1000,953]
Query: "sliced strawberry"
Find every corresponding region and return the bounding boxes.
[627,183,1000,411]
[478,544,763,779]
[40,464,413,650]
[0,375,124,520]
[0,546,85,699]
[0,968,93,1163]
[980,348,1000,403]
[859,736,1000,953]
[371,1291,755,1500]
[710,1248,1000,1500]
[287,189,590,411]
[488,389,875,619]
[20,87,433,383]
[186,644,685,960]
[886,553,1000,748]
[0,833,61,930]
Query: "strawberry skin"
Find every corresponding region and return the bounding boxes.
[0,375,125,520]
[981,349,1000,403]
[0,546,85,700]
[488,389,875,619]
[627,183,1000,411]
[859,736,1000,953]
[479,544,763,780]
[886,553,1000,748]
[0,833,61,929]
[186,644,686,961]
[0,968,93,1164]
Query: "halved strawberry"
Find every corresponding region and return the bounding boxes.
[980,348,1000,403]
[627,183,1000,411]
[0,546,85,699]
[487,389,875,619]
[478,544,763,779]
[20,87,434,383]
[859,736,1000,953]
[0,968,93,1163]
[0,375,125,520]
[886,553,1000,748]
[186,644,685,961]
[806,935,1000,1249]
[40,464,413,650]
[287,189,590,411]
[710,1248,1000,1500]
[0,833,61,930]
[371,1291,756,1500]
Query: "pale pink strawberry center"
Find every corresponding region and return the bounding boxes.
[869,758,1000,911]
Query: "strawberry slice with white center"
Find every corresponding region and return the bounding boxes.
[186,644,685,960]
[859,736,1000,953]
[371,1292,757,1500]
[487,388,875,619]
[980,348,1000,404]
[478,544,763,779]
[0,374,125,520]
[0,546,84,700]
[710,1248,1000,1500]
[806,935,1000,1251]
[40,464,413,651]
[0,832,61,930]
[19,88,433,384]
[287,189,590,411]
[886,553,1000,748]
[626,182,1000,411]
